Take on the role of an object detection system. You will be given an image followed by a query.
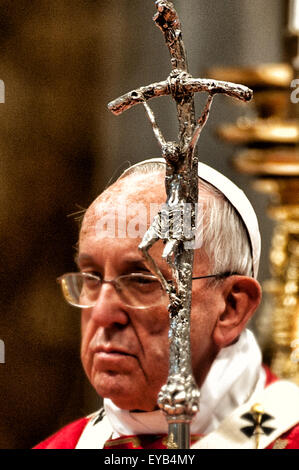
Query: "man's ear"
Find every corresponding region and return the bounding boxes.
[212,276,262,348]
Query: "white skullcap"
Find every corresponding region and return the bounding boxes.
[121,157,261,278]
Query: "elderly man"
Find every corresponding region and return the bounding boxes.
[34,160,299,449]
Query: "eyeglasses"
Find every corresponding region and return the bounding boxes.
[57,271,234,310]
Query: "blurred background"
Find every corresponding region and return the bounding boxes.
[0,0,296,448]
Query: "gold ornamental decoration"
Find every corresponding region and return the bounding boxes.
[206,2,299,385]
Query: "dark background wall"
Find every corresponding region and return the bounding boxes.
[0,0,285,448]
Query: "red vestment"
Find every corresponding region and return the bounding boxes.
[33,367,299,450]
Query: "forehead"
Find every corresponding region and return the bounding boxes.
[80,172,166,242]
[95,172,165,207]
[79,171,211,272]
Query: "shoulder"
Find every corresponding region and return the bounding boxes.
[33,414,94,449]
[267,423,299,449]
[263,373,299,449]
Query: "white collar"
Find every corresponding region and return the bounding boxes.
[104,329,266,437]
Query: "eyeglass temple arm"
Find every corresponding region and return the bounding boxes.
[191,272,238,281]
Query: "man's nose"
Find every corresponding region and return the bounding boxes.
[89,282,129,327]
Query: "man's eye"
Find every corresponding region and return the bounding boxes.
[128,272,155,283]
[139,277,158,284]
[135,276,155,284]
[128,275,160,292]
[82,273,101,289]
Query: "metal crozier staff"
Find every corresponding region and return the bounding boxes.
[108,0,252,449]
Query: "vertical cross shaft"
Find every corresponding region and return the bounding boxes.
[153,2,199,449]
[108,0,252,449]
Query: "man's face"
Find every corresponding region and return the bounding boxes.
[79,173,222,411]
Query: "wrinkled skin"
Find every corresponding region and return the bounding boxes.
[79,172,261,411]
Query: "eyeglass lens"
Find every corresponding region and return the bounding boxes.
[60,273,167,309]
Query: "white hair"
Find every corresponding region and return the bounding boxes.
[119,161,253,276]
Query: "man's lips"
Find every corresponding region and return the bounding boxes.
[92,347,137,370]
[92,346,136,358]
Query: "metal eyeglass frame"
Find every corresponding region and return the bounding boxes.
[57,271,237,310]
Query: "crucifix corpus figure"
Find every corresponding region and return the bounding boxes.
[108,0,252,449]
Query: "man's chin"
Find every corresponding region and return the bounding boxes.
[92,372,158,411]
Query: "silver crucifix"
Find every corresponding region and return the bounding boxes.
[108,0,252,449]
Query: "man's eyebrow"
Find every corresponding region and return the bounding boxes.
[75,253,94,267]
[126,259,150,271]
[75,252,147,264]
